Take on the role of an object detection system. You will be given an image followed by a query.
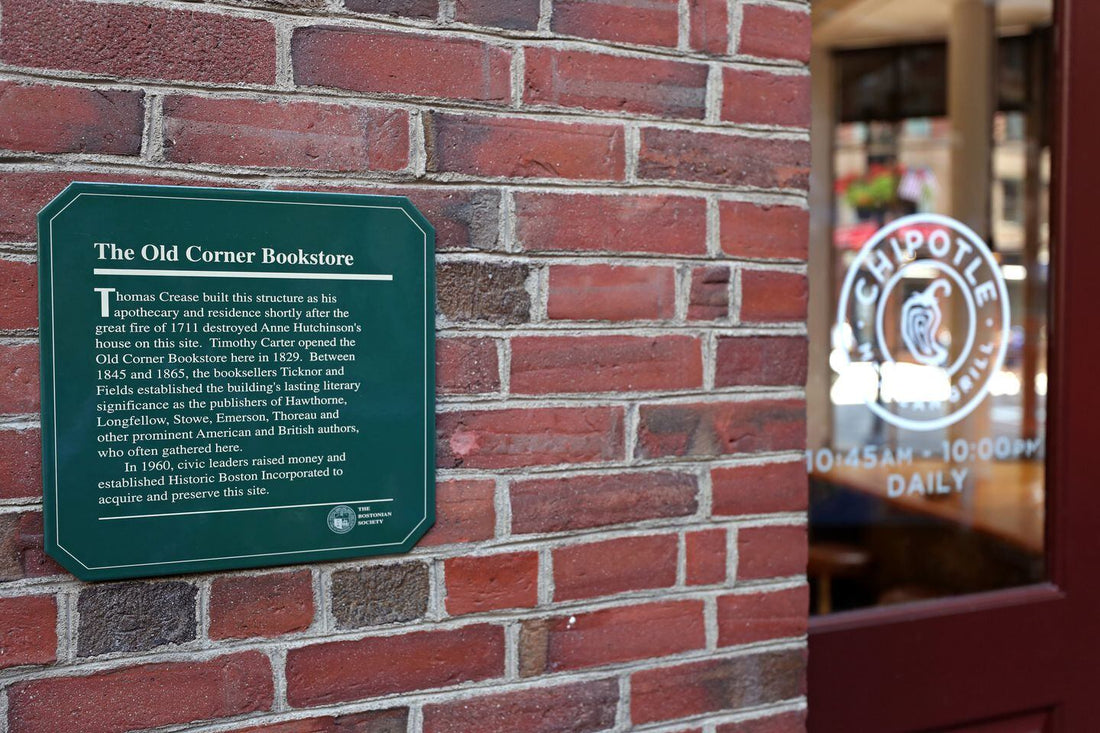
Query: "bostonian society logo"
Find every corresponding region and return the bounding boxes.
[834,214,1010,431]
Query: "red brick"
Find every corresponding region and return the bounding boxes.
[209,570,314,641]
[163,96,408,172]
[717,586,807,646]
[525,48,708,118]
[511,471,697,534]
[293,27,510,102]
[515,192,706,255]
[445,552,538,615]
[638,128,809,189]
[553,534,677,601]
[715,336,807,387]
[0,512,64,581]
[548,265,675,321]
[0,595,57,670]
[0,429,42,500]
[686,528,726,585]
[286,624,504,706]
[636,399,805,459]
[511,335,702,393]
[688,266,730,320]
[722,69,810,128]
[438,338,499,395]
[438,406,623,469]
[0,83,142,155]
[0,344,38,414]
[230,708,408,733]
[738,525,807,580]
[521,600,705,674]
[421,479,497,547]
[690,0,729,55]
[428,113,625,180]
[630,649,804,724]
[7,651,274,733]
[716,711,806,733]
[553,0,679,47]
[739,4,811,64]
[0,0,275,84]
[423,679,618,733]
[712,461,807,517]
[740,270,807,322]
[0,260,38,331]
[347,0,438,19]
[720,201,808,260]
[455,0,541,29]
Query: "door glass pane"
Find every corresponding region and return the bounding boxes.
[807,0,1053,614]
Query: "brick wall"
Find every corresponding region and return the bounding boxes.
[0,0,810,729]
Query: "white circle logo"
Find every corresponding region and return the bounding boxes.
[834,214,1010,431]
[327,505,356,534]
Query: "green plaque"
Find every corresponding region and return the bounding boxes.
[38,183,435,581]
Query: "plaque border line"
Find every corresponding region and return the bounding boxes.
[46,189,432,572]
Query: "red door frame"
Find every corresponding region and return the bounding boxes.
[808,0,1100,729]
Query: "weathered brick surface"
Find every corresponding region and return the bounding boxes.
[437,338,500,394]
[552,0,680,47]
[286,625,504,706]
[511,471,698,534]
[428,113,626,180]
[638,128,810,189]
[8,652,274,733]
[515,192,707,255]
[511,335,703,393]
[163,96,409,172]
[553,534,678,600]
[712,461,808,516]
[740,270,808,322]
[636,399,806,459]
[0,595,57,670]
[423,679,619,733]
[0,0,276,84]
[444,551,539,614]
[525,48,708,118]
[521,600,705,674]
[723,69,812,128]
[0,0,811,726]
[717,586,808,646]
[720,201,809,260]
[77,581,197,657]
[548,264,676,321]
[715,336,808,387]
[630,648,805,724]
[0,82,144,155]
[293,28,511,102]
[686,528,727,585]
[438,406,624,468]
[330,562,430,628]
[209,570,314,640]
[738,525,809,581]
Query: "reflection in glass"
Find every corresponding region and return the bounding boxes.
[807,0,1052,614]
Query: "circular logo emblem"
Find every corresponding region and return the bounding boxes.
[326,505,356,534]
[834,214,1010,431]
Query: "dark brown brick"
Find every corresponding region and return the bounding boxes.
[331,562,429,629]
[715,336,807,387]
[635,399,806,459]
[455,0,541,29]
[77,581,197,657]
[630,648,805,723]
[437,262,530,324]
[346,0,438,18]
[688,266,731,320]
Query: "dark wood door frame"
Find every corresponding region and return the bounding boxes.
[808,0,1100,729]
